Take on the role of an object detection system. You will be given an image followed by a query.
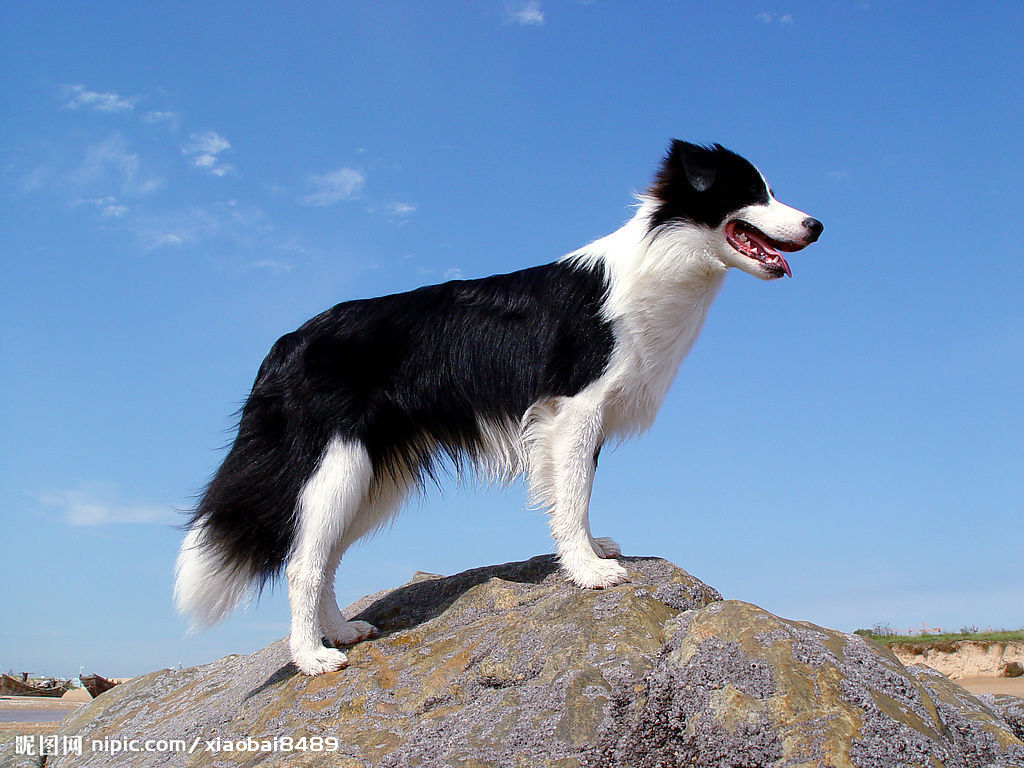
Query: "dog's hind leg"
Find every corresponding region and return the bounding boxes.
[287,437,373,675]
[590,535,622,558]
[316,539,377,648]
[531,400,628,589]
[318,476,408,647]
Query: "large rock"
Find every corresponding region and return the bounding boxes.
[35,556,1024,767]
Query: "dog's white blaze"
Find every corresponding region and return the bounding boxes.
[733,195,812,245]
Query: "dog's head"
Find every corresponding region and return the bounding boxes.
[648,140,822,279]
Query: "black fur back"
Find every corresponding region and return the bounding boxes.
[189,260,615,585]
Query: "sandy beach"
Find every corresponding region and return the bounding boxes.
[0,695,86,753]
[958,676,1024,697]
[0,696,86,712]
[0,696,85,729]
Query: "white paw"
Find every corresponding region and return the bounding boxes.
[323,619,378,646]
[591,536,621,558]
[293,645,349,676]
[566,557,629,589]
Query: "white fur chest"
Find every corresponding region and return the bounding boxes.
[600,264,725,436]
[565,204,728,440]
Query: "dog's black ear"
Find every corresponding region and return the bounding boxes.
[650,140,722,211]
[671,140,717,192]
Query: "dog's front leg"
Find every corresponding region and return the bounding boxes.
[544,404,628,589]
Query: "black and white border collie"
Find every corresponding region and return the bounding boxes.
[175,141,822,676]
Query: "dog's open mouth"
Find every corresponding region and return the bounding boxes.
[725,220,802,278]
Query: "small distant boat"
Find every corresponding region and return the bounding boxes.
[79,673,118,698]
[0,673,72,697]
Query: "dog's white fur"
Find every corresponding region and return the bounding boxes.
[174,525,252,630]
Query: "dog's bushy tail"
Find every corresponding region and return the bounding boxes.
[175,332,321,629]
[174,523,257,630]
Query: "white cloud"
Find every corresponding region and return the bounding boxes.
[18,164,54,194]
[301,167,366,206]
[187,131,230,156]
[444,268,464,280]
[387,202,417,217]
[364,200,418,221]
[37,483,175,526]
[272,237,313,257]
[757,11,794,24]
[135,201,271,250]
[62,84,137,113]
[383,201,417,222]
[17,135,159,209]
[183,131,235,177]
[72,134,162,197]
[142,110,180,128]
[247,259,295,272]
[149,232,185,247]
[135,206,220,249]
[509,0,544,25]
[76,196,129,217]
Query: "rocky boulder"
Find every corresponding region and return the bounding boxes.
[37,556,1024,767]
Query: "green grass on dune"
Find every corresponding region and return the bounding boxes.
[855,628,1024,646]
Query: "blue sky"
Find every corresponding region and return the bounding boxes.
[2,1,1021,678]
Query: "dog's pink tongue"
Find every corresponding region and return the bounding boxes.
[778,254,792,277]
[748,229,792,277]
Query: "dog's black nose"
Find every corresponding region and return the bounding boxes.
[802,217,823,241]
